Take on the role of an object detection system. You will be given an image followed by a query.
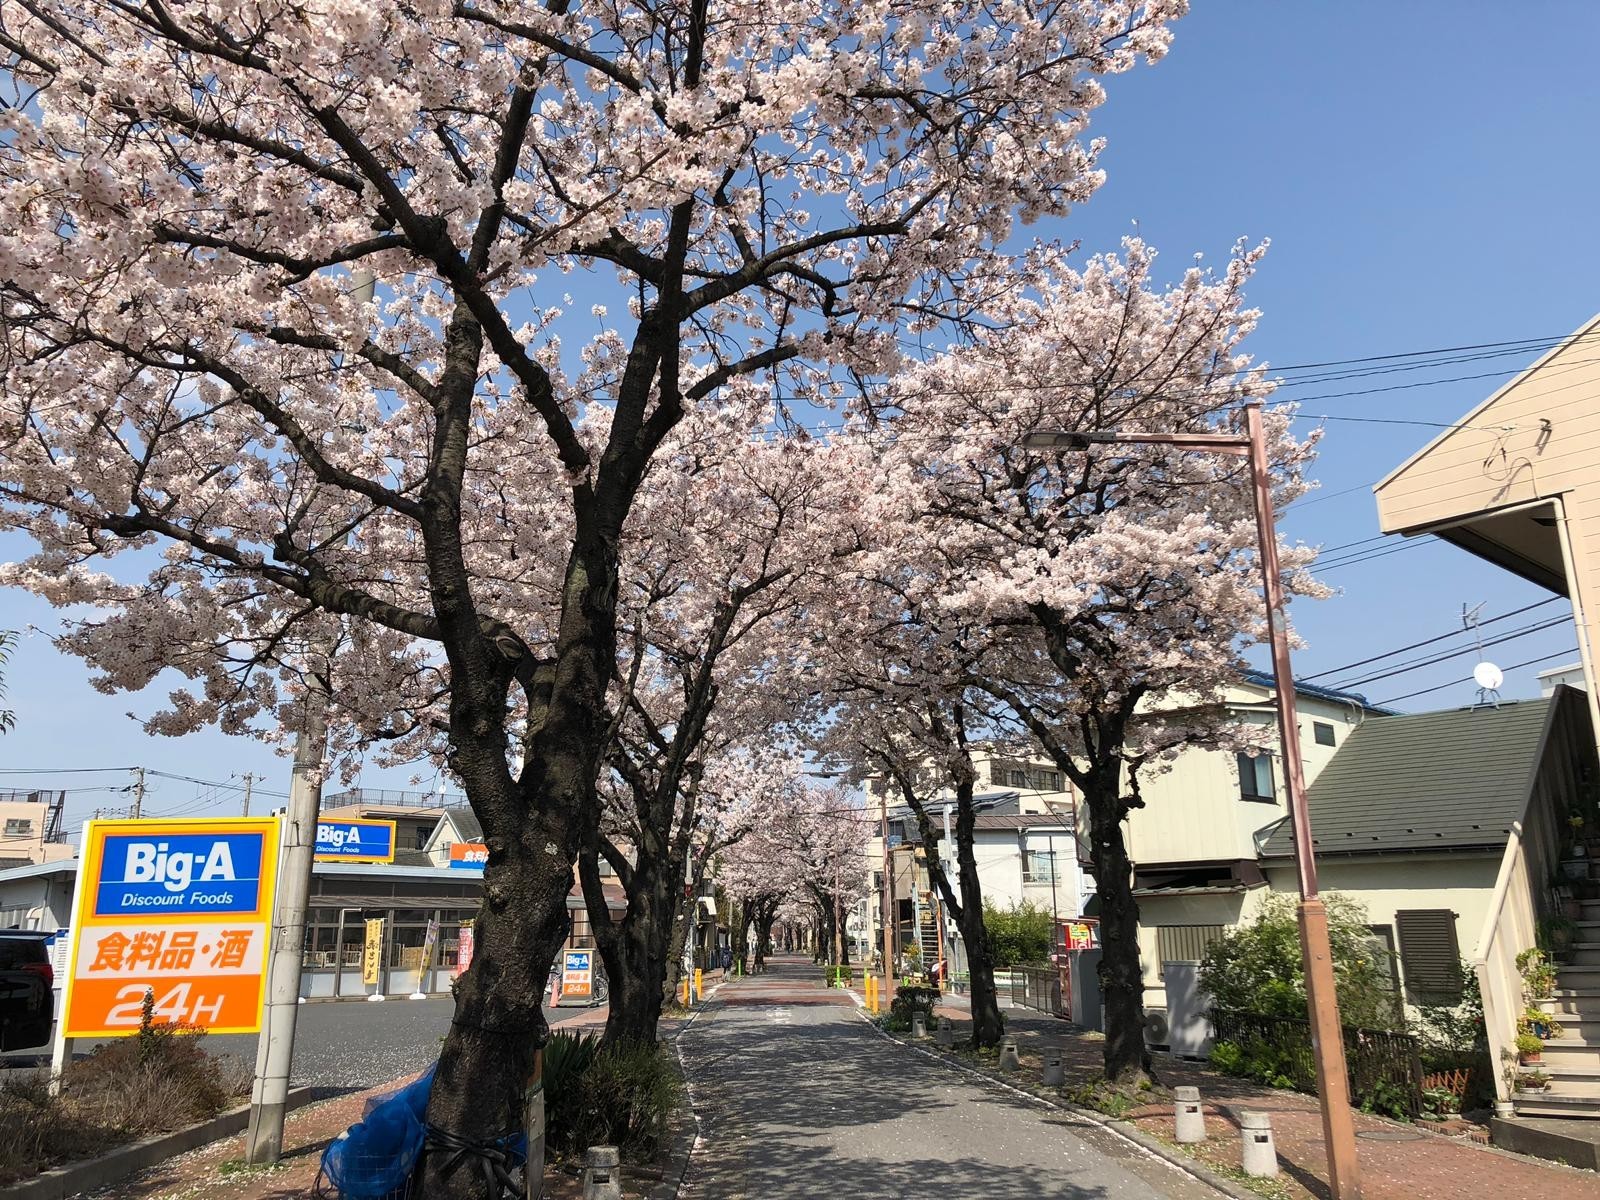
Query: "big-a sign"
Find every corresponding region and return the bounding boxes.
[314,818,397,864]
[61,817,280,1037]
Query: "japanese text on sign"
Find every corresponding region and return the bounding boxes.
[449,842,488,871]
[561,950,592,1000]
[61,817,279,1038]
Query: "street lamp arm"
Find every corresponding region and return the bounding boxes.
[1022,430,1249,456]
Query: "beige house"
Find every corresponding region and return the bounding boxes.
[1375,316,1600,1118]
[0,792,73,873]
[1129,671,1385,1009]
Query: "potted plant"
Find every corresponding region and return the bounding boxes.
[1539,914,1579,963]
[1516,1031,1544,1064]
[1519,947,1559,997]
[1517,1069,1551,1093]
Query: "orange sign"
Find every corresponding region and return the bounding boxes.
[60,817,280,1037]
[449,842,488,870]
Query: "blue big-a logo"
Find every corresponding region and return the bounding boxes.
[95,832,265,916]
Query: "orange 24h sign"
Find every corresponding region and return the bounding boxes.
[61,817,280,1037]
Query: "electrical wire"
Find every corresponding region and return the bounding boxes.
[1375,648,1580,707]
[1333,616,1572,689]
[1301,597,1565,681]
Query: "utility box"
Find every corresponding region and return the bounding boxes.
[1161,961,1213,1059]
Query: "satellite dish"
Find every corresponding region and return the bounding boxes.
[1474,661,1505,691]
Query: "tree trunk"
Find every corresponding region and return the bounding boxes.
[580,841,677,1048]
[1082,768,1150,1084]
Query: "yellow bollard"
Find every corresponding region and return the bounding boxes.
[680,976,689,1006]
[867,974,877,1013]
[694,967,703,1001]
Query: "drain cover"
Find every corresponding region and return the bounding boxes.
[1357,1129,1424,1142]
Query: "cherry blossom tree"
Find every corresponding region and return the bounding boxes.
[873,239,1322,1083]
[0,2,1187,1182]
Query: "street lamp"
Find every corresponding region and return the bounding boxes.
[1023,403,1361,1200]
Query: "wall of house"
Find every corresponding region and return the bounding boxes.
[1373,315,1600,749]
[1263,854,1502,998]
[1135,889,1259,1009]
[0,799,71,866]
[1125,684,1370,867]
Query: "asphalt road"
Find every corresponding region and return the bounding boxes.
[679,964,1217,1200]
[2,996,593,1090]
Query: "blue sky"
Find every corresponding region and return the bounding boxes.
[4,1,1599,829]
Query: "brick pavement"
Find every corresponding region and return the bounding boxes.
[924,1001,1600,1200]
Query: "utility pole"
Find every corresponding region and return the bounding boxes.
[131,767,145,819]
[1024,403,1362,1199]
[240,773,255,818]
[246,673,327,1164]
[880,791,895,1002]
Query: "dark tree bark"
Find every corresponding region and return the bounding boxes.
[1079,762,1149,1084]
[878,714,1006,1049]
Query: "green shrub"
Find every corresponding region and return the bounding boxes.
[823,965,853,987]
[890,985,940,1027]
[1200,893,1403,1030]
[543,1033,680,1163]
[982,900,1055,967]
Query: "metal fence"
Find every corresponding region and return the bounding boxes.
[1008,965,1066,1018]
[1209,1009,1424,1118]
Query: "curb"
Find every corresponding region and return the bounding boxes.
[3,1087,319,1200]
[646,1037,702,1200]
[857,1012,1253,1200]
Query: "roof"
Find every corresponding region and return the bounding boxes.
[972,814,1072,832]
[0,859,78,883]
[1238,669,1391,714]
[1258,693,1563,858]
[441,806,482,841]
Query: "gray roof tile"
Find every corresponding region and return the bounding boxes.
[1259,693,1562,858]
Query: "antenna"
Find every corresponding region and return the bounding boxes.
[1464,602,1502,709]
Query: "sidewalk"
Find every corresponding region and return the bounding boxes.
[923,1003,1600,1200]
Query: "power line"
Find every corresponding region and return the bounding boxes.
[1375,648,1580,707]
[1316,541,1430,575]
[1335,616,1572,689]
[1301,597,1564,681]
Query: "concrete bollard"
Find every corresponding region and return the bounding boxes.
[935,1017,954,1047]
[911,1012,927,1038]
[1174,1086,1205,1144]
[583,1145,622,1200]
[998,1037,1021,1072]
[1239,1112,1277,1178]
[1041,1055,1064,1087]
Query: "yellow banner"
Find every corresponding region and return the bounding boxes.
[362,918,384,986]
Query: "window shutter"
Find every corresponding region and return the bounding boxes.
[1395,909,1462,998]
[1155,925,1225,978]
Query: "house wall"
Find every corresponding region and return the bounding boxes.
[1374,314,1600,746]
[1262,854,1502,992]
[1126,682,1370,867]
[0,799,71,866]
[1135,889,1260,1009]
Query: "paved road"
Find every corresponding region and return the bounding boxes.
[2,996,594,1090]
[680,959,1216,1200]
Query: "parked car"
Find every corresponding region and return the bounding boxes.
[0,931,54,1051]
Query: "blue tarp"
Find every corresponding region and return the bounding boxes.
[320,1065,435,1199]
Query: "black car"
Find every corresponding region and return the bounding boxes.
[0,931,54,1051]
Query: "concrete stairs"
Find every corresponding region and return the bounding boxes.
[1522,896,1600,1117]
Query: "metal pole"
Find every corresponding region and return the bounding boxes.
[881,792,894,1003]
[245,686,326,1164]
[1246,403,1361,1199]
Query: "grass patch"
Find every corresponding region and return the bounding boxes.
[1062,1078,1144,1119]
[0,1020,250,1186]
[1148,1130,1295,1200]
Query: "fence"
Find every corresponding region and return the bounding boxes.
[1009,965,1066,1018]
[1209,1009,1424,1119]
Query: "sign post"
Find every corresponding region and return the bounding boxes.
[560,949,592,1005]
[362,918,386,1002]
[51,816,281,1089]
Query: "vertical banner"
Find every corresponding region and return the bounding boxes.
[60,817,280,1037]
[362,919,385,987]
[412,918,440,998]
[454,924,475,979]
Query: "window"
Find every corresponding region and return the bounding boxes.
[1237,752,1275,801]
[1396,909,1463,1001]
[415,825,429,850]
[1363,924,1403,1025]
[3,818,32,836]
[1007,769,1027,788]
[1155,925,1225,978]
[1023,849,1057,883]
[1313,721,1336,747]
[989,762,1005,784]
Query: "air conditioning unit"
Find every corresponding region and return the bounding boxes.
[1143,1009,1170,1047]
